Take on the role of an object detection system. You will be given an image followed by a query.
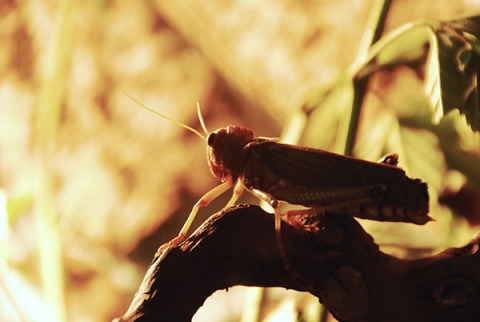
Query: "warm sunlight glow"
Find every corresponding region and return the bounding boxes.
[1,1,480,322]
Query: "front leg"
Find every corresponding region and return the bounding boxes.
[156,181,235,261]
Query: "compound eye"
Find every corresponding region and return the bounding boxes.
[207,133,216,146]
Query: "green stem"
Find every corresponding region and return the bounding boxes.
[343,0,393,156]
[34,0,76,321]
[343,78,369,156]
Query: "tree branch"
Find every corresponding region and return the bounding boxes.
[114,205,480,322]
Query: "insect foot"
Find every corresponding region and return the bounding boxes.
[284,212,323,233]
[379,153,399,166]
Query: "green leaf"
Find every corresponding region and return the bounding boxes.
[355,23,431,79]
[427,16,480,131]
[353,15,480,132]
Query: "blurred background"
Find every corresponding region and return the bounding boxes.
[1,1,480,321]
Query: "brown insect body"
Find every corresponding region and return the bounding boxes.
[207,125,430,225]
[127,91,431,264]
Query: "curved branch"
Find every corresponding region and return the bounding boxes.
[114,205,480,322]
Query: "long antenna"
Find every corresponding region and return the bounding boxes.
[124,92,206,141]
[196,101,209,135]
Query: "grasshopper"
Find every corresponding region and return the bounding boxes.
[128,95,430,265]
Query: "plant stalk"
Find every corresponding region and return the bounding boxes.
[343,0,393,156]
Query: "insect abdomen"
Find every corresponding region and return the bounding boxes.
[351,203,431,225]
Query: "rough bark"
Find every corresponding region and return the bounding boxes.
[114,205,480,322]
